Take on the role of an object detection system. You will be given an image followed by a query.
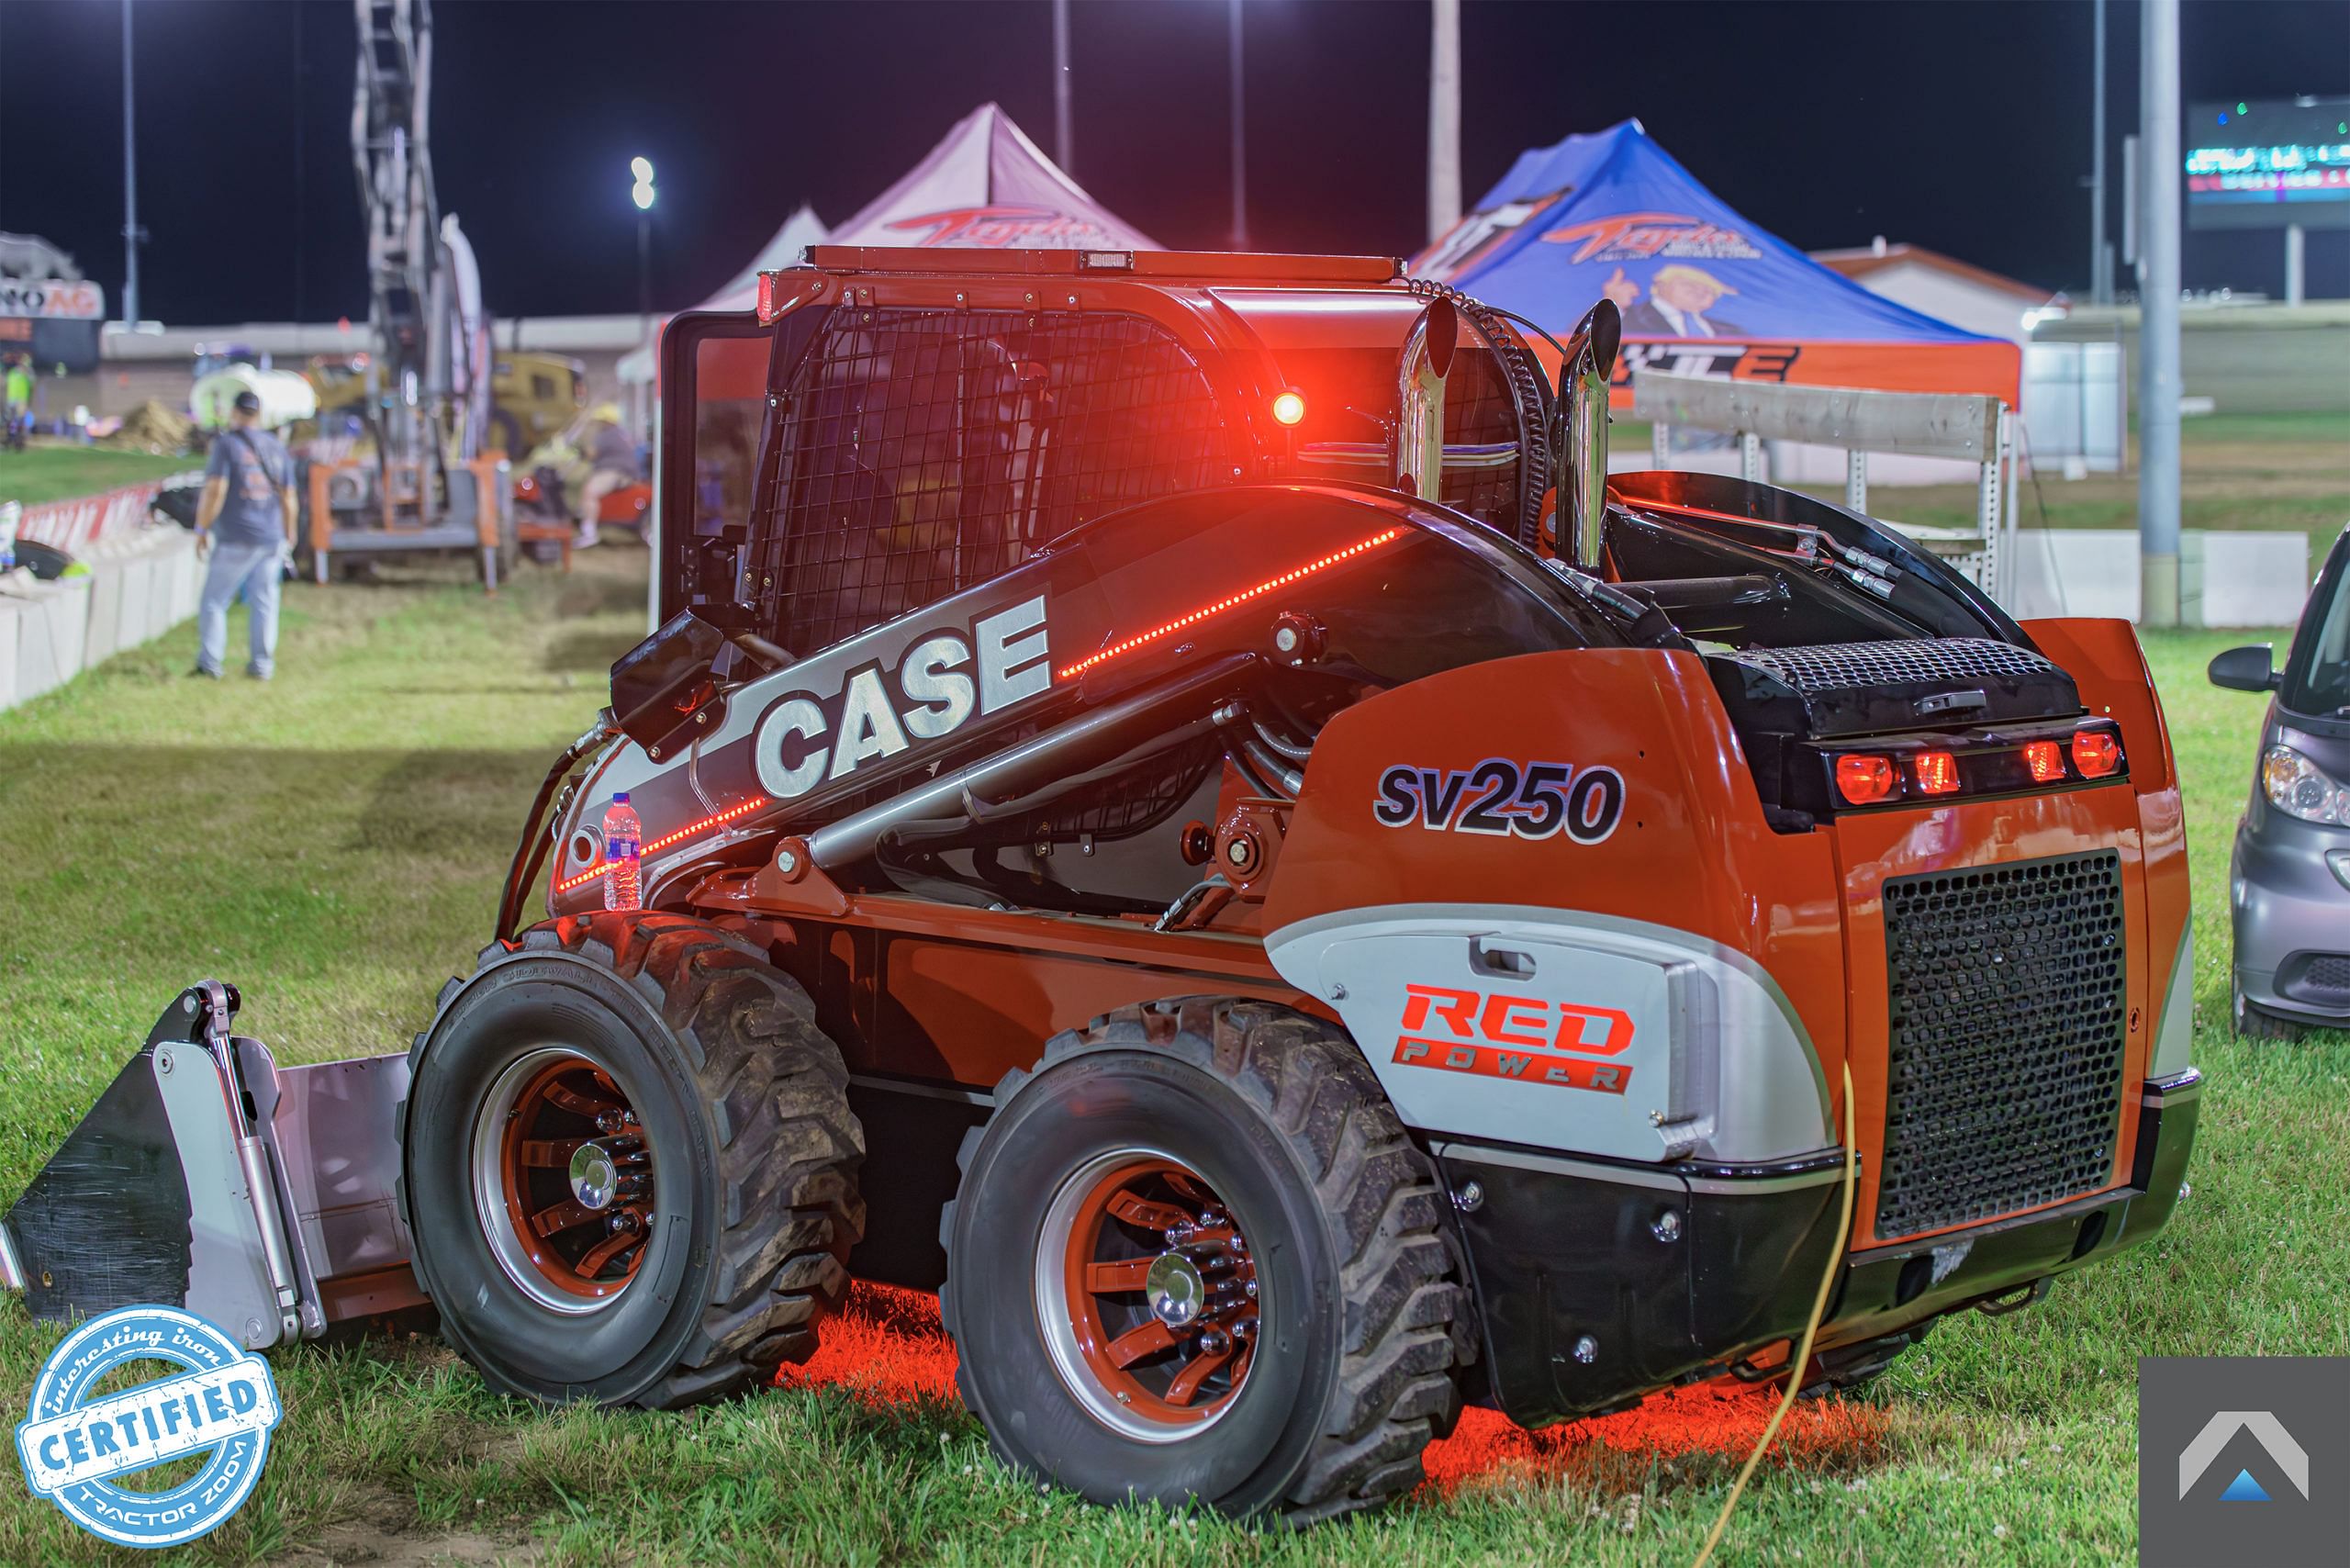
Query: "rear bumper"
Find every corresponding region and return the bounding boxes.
[1433,1067,2200,1428]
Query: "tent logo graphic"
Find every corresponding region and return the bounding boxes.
[1539,211,1763,265]
[2177,1410,2310,1503]
[886,206,1124,251]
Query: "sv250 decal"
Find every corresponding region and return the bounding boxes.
[1372,759,1625,844]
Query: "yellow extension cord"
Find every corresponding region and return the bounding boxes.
[1690,1063,1859,1568]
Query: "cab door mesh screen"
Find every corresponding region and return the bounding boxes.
[750,308,1243,655]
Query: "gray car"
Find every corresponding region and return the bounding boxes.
[2211,528,2350,1039]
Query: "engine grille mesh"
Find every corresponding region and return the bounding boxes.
[1736,638,2056,697]
[1876,850,2127,1238]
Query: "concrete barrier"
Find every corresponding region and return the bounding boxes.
[0,524,202,714]
[2004,527,2317,628]
[2192,531,2318,628]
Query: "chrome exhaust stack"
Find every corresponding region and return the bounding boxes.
[1395,296,1459,501]
[1557,297,1622,570]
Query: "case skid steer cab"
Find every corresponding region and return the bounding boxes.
[4,249,2199,1525]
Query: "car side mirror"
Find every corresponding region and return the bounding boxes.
[2207,644,2278,693]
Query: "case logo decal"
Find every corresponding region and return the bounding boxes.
[1390,983,1635,1095]
[755,595,1049,799]
[1373,759,1625,843]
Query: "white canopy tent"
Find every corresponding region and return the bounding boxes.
[621,106,1158,386]
[823,101,1159,251]
[617,204,828,386]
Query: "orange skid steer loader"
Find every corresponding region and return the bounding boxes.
[2,248,2198,1524]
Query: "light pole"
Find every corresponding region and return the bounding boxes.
[1053,0,1074,175]
[121,0,142,325]
[2138,0,2181,627]
[1428,0,1460,244]
[631,157,655,437]
[2088,0,2109,304]
[1229,0,1248,250]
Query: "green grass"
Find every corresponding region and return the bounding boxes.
[0,445,193,509]
[0,549,2344,1564]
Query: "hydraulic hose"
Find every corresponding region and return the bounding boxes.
[494,711,617,945]
[1689,1062,1858,1568]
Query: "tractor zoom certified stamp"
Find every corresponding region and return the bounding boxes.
[1391,983,1634,1095]
[15,1305,283,1549]
[1374,759,1625,843]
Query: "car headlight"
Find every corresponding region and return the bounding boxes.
[2262,744,2350,824]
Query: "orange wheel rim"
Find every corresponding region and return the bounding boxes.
[1039,1152,1259,1439]
[474,1048,655,1313]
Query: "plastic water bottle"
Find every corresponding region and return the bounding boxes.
[602,793,642,912]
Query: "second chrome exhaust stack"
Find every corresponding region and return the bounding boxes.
[1395,295,1458,501]
[1558,297,1623,570]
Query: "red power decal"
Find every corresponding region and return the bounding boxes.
[1392,1037,1631,1095]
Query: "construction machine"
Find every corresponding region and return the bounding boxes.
[1,247,2198,1524]
[302,0,512,587]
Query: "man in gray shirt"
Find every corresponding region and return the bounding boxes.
[193,389,297,679]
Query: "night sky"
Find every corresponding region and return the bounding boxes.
[0,0,2343,326]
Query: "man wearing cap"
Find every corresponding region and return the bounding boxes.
[192,388,297,680]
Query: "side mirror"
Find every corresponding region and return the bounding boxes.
[610,610,729,754]
[2207,644,2278,693]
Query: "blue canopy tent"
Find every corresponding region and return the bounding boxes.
[1416,121,2020,409]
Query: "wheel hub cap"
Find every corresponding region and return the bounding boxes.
[1145,1252,1205,1328]
[568,1140,621,1210]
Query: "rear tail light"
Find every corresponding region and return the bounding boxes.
[2022,739,2066,784]
[2072,729,2121,778]
[1837,755,1897,805]
[1913,751,1961,795]
[755,270,778,323]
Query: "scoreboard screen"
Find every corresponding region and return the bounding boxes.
[2187,96,2350,231]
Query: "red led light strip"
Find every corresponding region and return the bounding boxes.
[1056,528,1404,682]
[554,795,770,894]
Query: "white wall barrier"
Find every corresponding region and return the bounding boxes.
[2006,528,2315,628]
[2,473,206,715]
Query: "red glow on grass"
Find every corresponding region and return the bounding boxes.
[782,1283,1890,1486]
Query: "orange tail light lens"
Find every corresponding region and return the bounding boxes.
[2021,739,2066,783]
[1836,754,1897,805]
[1914,750,1961,795]
[2072,729,2122,778]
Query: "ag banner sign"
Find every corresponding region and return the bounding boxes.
[0,279,105,375]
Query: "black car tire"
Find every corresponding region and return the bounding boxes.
[401,912,863,1408]
[940,997,1463,1524]
[2232,980,2307,1041]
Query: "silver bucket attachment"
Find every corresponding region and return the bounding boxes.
[0,980,425,1350]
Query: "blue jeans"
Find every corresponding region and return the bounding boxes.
[196,540,283,677]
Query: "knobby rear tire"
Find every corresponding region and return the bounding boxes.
[940,997,1465,1525]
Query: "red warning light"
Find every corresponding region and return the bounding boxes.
[2071,729,2122,778]
[2021,739,2066,783]
[1835,755,1897,805]
[1913,751,1961,795]
[1270,389,1307,427]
